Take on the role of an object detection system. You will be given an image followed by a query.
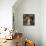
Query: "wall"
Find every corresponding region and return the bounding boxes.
[13,0,41,46]
[41,0,46,46]
[0,0,16,30]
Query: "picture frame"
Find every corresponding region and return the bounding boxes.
[23,14,35,26]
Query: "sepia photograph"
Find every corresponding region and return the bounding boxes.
[0,0,46,46]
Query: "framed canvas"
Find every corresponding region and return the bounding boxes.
[23,14,35,26]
